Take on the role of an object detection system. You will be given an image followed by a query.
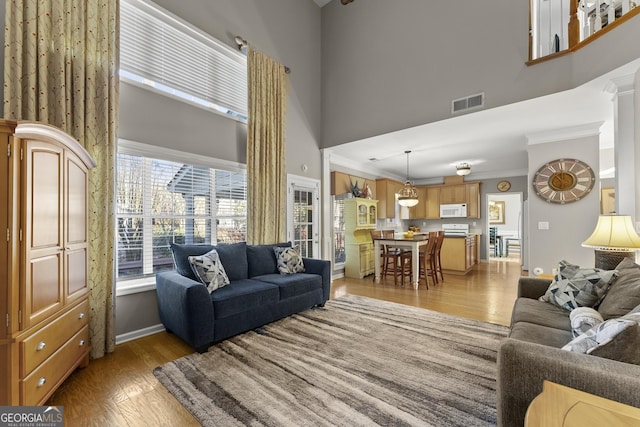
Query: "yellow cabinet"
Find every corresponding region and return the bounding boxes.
[345,198,377,229]
[344,199,378,278]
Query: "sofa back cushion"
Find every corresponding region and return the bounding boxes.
[598,258,640,320]
[171,242,248,281]
[247,242,291,277]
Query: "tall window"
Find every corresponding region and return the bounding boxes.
[120,0,247,120]
[116,148,247,280]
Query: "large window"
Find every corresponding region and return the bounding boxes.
[120,0,247,120]
[116,145,247,280]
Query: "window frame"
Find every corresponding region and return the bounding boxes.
[116,140,247,295]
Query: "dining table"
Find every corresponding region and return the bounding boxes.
[373,234,429,289]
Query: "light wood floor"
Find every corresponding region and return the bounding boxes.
[48,258,525,426]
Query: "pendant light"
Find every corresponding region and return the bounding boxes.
[398,150,419,207]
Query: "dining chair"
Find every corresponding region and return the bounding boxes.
[370,229,409,285]
[418,232,438,289]
[434,230,445,284]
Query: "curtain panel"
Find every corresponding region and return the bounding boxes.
[246,48,289,244]
[4,0,119,359]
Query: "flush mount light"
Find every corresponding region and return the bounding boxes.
[456,163,471,176]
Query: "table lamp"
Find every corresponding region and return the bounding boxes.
[582,215,640,270]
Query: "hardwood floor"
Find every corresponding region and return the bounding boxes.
[48,258,525,426]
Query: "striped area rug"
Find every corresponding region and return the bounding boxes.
[153,295,509,426]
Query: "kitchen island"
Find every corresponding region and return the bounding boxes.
[440,234,479,274]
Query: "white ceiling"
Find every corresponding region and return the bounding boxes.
[327,58,640,183]
[314,0,332,7]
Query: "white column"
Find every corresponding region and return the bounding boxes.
[609,74,638,222]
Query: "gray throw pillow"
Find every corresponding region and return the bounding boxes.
[274,246,305,275]
[598,258,640,320]
[540,260,617,311]
[188,249,230,293]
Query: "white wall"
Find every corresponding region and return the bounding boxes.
[489,193,522,237]
[527,130,601,275]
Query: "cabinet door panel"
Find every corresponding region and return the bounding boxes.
[66,248,88,301]
[66,155,88,244]
[27,254,63,325]
[30,149,62,249]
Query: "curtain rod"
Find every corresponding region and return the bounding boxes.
[234,36,291,74]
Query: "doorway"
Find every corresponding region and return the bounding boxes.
[287,175,320,258]
[487,192,523,265]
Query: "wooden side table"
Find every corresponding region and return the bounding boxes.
[525,381,640,426]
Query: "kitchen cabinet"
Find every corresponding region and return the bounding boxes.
[410,187,428,219]
[345,198,377,229]
[425,186,440,219]
[375,178,403,219]
[466,182,481,219]
[439,184,466,204]
[441,235,477,274]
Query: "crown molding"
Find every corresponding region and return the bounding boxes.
[526,121,604,146]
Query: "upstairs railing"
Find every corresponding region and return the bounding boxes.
[530,0,639,63]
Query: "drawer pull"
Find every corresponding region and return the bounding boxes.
[36,341,46,351]
[37,377,46,387]
[79,339,86,346]
[78,312,86,319]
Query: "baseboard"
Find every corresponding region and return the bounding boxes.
[116,323,166,345]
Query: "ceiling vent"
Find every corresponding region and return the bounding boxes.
[451,92,484,114]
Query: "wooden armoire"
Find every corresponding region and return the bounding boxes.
[0,119,95,405]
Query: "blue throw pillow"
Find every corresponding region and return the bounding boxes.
[170,242,248,281]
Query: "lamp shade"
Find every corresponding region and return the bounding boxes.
[582,215,640,251]
[398,181,419,207]
[456,163,471,176]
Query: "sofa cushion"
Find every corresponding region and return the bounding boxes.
[188,249,230,293]
[170,242,248,282]
[540,260,617,311]
[209,279,279,319]
[511,298,571,331]
[247,242,291,278]
[254,273,322,300]
[274,246,305,274]
[598,258,640,320]
[509,321,573,348]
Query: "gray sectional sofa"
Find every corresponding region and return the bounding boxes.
[156,242,331,352]
[497,259,640,426]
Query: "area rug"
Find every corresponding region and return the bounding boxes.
[153,295,509,426]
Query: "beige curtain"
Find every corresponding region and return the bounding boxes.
[246,48,288,244]
[5,0,119,359]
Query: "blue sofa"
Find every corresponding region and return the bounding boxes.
[156,242,331,352]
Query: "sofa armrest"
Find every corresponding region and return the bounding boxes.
[497,338,640,427]
[517,277,552,299]
[303,257,331,302]
[155,271,214,352]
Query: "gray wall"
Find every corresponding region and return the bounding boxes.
[527,135,600,276]
[116,0,323,338]
[321,1,640,148]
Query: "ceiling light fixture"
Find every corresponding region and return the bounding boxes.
[398,151,419,207]
[456,163,471,176]
[341,0,354,4]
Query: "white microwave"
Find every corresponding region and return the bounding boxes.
[440,203,467,218]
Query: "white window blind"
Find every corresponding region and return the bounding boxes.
[116,149,247,280]
[120,0,247,120]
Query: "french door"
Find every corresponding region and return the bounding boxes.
[287,175,320,258]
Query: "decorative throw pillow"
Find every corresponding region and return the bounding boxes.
[274,246,305,275]
[188,249,230,293]
[540,260,618,311]
[562,309,640,363]
[569,307,603,338]
[597,258,640,320]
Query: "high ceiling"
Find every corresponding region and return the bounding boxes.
[327,58,640,184]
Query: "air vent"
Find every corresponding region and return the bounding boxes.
[451,92,485,114]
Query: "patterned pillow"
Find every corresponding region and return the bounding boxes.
[188,249,230,293]
[274,246,305,275]
[569,307,603,338]
[540,260,618,311]
[562,308,640,360]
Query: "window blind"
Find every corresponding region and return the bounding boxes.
[120,0,247,119]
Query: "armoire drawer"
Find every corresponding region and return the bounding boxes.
[21,325,89,405]
[20,299,89,377]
